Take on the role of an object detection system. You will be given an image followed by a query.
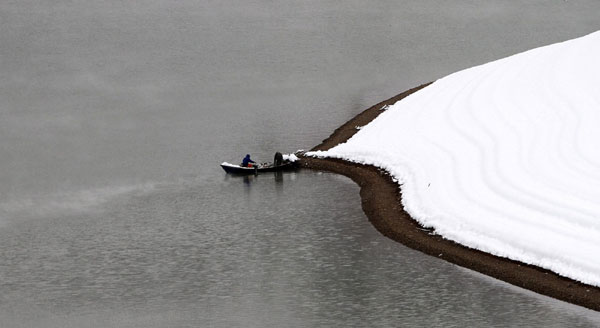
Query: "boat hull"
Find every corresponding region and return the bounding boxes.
[220,162,297,175]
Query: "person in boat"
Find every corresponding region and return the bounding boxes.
[241,154,255,167]
[274,152,283,166]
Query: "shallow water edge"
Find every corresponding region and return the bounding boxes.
[299,84,600,312]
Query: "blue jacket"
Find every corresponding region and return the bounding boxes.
[242,155,255,167]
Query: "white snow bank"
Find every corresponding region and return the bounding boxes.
[308,31,600,286]
[283,153,299,162]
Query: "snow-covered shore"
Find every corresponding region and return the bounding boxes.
[308,31,600,287]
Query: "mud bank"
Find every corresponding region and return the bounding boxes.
[299,83,600,312]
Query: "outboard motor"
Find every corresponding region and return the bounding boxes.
[274,152,283,166]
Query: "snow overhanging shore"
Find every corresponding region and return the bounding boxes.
[308,31,600,287]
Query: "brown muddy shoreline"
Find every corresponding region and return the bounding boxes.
[298,83,600,312]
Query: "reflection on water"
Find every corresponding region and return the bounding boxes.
[1,171,600,327]
[274,171,285,184]
[224,173,257,186]
[225,170,289,189]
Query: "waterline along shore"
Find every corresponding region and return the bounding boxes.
[298,83,600,312]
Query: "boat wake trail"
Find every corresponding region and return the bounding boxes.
[0,183,157,224]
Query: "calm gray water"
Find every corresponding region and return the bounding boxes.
[1,0,600,327]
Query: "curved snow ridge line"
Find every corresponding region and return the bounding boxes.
[308,30,600,287]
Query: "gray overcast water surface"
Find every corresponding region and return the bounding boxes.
[2,1,600,327]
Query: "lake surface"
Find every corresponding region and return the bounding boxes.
[1,0,600,327]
